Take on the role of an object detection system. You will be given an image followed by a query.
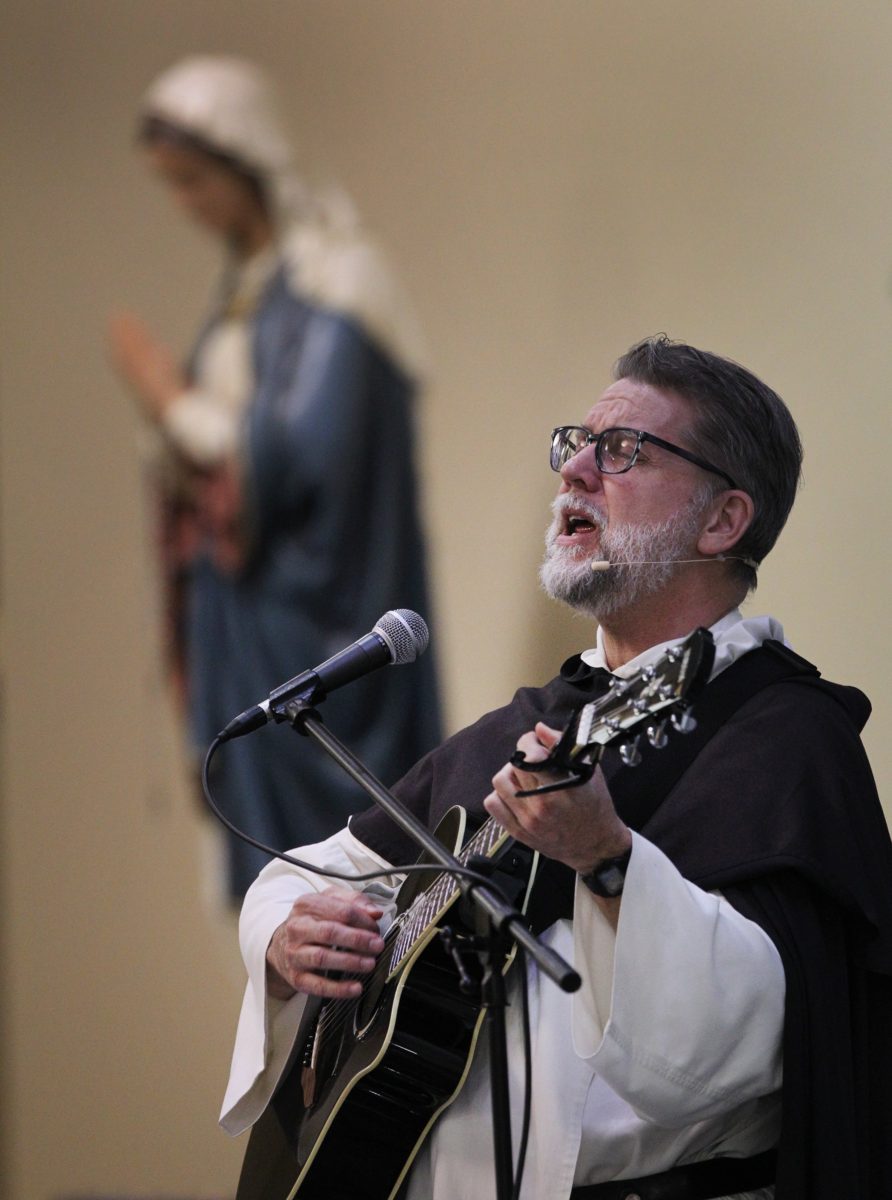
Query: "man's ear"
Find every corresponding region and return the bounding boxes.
[697,490,755,557]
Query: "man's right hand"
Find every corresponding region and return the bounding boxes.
[265,885,386,1001]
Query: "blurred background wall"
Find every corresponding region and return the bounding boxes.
[1,2,890,1197]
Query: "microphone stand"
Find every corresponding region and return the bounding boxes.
[283,697,581,1200]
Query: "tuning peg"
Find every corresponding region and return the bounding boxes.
[670,707,697,734]
[619,736,643,767]
[646,720,669,749]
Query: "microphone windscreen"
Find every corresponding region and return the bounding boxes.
[374,609,429,664]
[590,560,612,572]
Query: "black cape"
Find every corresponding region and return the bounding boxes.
[350,643,892,1200]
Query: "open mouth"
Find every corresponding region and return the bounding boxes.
[555,500,604,548]
[565,514,597,535]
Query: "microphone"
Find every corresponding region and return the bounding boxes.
[217,609,429,742]
[591,554,758,572]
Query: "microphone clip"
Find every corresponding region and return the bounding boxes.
[280,696,325,737]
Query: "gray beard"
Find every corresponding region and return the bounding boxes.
[539,498,706,620]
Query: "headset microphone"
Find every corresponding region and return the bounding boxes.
[591,554,758,572]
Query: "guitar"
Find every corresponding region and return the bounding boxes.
[236,628,715,1200]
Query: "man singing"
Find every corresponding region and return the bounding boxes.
[220,336,892,1200]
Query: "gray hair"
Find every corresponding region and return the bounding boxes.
[613,335,803,590]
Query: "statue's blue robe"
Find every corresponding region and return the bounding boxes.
[188,267,442,896]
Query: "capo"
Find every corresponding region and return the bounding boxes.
[510,753,596,796]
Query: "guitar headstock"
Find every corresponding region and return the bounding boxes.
[513,626,715,794]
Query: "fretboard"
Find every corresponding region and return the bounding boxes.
[387,818,509,977]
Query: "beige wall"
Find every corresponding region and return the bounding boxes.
[2,3,891,1197]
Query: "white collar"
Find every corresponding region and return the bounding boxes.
[579,609,787,681]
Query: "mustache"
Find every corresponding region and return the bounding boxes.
[549,492,607,529]
[551,492,606,523]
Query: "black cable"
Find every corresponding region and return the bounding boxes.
[512,945,533,1200]
[202,734,510,901]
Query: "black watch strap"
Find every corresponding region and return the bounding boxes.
[579,845,633,898]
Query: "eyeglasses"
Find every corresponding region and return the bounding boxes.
[549,425,739,490]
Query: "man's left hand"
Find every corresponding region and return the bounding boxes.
[485,722,632,874]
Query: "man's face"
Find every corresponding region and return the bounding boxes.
[540,378,714,618]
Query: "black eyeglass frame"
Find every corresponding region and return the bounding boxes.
[550,425,739,491]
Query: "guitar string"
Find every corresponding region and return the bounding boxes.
[314,820,501,1037]
[314,819,505,1039]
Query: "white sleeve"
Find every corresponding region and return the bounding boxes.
[219,828,401,1135]
[572,831,785,1127]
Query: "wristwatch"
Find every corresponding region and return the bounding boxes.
[579,845,633,898]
